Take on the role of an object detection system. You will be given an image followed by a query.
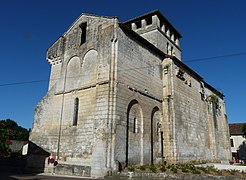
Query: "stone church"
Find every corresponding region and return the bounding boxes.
[29,10,231,177]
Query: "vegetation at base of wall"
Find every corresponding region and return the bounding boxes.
[127,165,135,172]
[180,164,193,173]
[160,164,166,172]
[148,164,157,173]
[224,169,240,175]
[139,165,147,171]
[124,163,246,178]
[171,166,178,173]
[0,119,30,157]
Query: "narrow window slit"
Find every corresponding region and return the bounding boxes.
[133,117,138,133]
[73,98,79,126]
[80,22,87,45]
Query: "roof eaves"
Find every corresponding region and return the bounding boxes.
[172,56,224,99]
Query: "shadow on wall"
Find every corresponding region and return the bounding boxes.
[239,141,246,163]
[24,141,50,173]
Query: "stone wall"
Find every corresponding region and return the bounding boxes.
[114,27,163,168]
[30,15,117,177]
[141,29,181,60]
[165,58,231,163]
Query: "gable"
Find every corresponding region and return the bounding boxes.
[63,13,115,37]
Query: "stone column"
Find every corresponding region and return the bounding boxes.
[161,58,176,163]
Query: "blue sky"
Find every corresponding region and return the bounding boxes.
[0,0,245,129]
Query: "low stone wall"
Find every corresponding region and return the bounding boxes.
[52,164,91,177]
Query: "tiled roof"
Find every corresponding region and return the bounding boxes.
[229,123,245,135]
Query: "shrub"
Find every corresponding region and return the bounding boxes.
[207,165,217,173]
[228,169,239,175]
[127,166,135,172]
[149,164,157,173]
[192,169,201,174]
[167,164,175,169]
[160,164,166,172]
[216,170,223,175]
[197,166,209,173]
[139,165,146,171]
[171,166,178,173]
[166,164,171,169]
[181,166,189,173]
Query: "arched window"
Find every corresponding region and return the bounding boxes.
[73,98,79,126]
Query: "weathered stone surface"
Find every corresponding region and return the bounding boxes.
[29,10,231,177]
[54,164,91,177]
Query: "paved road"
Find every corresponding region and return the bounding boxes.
[2,173,127,180]
[1,173,95,180]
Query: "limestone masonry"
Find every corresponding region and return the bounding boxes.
[29,10,231,177]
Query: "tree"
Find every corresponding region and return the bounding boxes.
[0,119,29,156]
[242,123,246,138]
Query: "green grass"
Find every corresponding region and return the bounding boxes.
[238,164,246,166]
[127,166,135,172]
[148,164,157,173]
[225,169,240,175]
